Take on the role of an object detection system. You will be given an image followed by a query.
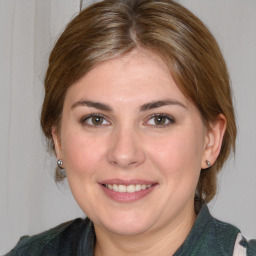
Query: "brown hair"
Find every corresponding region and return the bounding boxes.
[41,0,236,202]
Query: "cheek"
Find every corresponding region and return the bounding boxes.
[148,129,204,182]
[61,130,105,176]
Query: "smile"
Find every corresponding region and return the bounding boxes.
[103,184,152,193]
[100,181,157,202]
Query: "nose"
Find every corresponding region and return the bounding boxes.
[107,126,146,169]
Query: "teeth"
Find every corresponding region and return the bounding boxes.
[118,185,126,192]
[113,184,118,191]
[105,184,152,193]
[127,185,135,193]
[135,184,141,191]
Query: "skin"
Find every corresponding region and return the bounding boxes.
[53,49,226,256]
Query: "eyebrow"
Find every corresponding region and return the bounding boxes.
[71,99,187,112]
[71,100,113,111]
[140,99,187,111]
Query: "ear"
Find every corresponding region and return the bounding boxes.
[201,114,227,169]
[52,126,62,160]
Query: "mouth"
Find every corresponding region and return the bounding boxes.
[102,184,153,193]
[99,180,157,202]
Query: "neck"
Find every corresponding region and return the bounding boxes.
[94,204,196,256]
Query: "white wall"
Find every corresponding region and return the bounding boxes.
[0,1,83,254]
[1,0,255,254]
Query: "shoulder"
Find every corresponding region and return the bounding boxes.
[233,233,256,256]
[5,218,89,256]
[212,216,240,243]
[246,238,256,255]
[209,214,240,255]
[190,203,240,255]
[211,214,256,255]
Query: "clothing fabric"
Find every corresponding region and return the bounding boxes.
[233,233,247,256]
[5,204,256,256]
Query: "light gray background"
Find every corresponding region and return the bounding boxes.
[1,0,255,254]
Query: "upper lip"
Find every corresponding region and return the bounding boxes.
[99,179,157,186]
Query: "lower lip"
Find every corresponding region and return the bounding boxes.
[100,185,156,202]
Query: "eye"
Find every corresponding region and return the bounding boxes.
[146,114,175,127]
[81,114,110,126]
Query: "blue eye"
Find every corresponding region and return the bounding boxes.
[81,114,110,126]
[146,114,175,127]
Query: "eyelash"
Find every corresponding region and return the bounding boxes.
[80,113,175,128]
[80,113,110,127]
[145,113,175,128]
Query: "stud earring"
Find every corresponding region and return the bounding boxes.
[57,159,64,169]
[206,160,211,167]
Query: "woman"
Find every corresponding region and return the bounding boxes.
[6,0,256,255]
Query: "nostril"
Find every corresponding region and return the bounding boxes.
[110,160,117,165]
[128,161,138,166]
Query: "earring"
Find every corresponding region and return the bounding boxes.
[206,160,211,167]
[57,159,64,169]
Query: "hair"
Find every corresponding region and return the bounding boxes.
[41,0,236,203]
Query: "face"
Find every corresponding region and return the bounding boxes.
[54,49,211,236]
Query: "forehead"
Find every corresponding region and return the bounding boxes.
[65,49,190,107]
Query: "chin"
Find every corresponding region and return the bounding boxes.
[94,211,156,236]
[105,221,152,236]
